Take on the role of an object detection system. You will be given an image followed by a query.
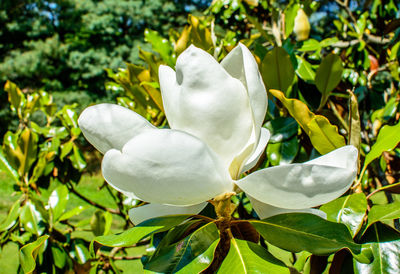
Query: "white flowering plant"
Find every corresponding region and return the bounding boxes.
[79,44,373,272]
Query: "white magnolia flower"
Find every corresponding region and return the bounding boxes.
[78,43,358,225]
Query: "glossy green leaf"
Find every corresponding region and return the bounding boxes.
[261,47,295,93]
[3,128,38,177]
[320,193,367,237]
[91,215,190,254]
[4,80,25,112]
[296,56,315,82]
[307,115,346,154]
[49,185,69,222]
[0,147,19,183]
[145,222,219,273]
[51,244,68,269]
[364,121,400,169]
[144,29,175,67]
[297,39,321,52]
[70,239,90,264]
[269,89,345,155]
[60,141,73,161]
[0,198,22,232]
[90,210,112,236]
[58,206,87,222]
[366,201,400,232]
[267,136,299,166]
[264,117,298,143]
[250,213,372,263]
[315,54,343,107]
[19,235,49,274]
[284,4,300,37]
[355,223,400,273]
[218,238,289,273]
[69,145,86,171]
[20,201,45,235]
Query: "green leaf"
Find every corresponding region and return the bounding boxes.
[20,201,45,235]
[364,121,400,169]
[91,215,190,255]
[320,193,367,237]
[0,198,22,232]
[284,4,300,37]
[264,117,298,143]
[51,244,68,269]
[69,145,86,171]
[261,47,295,93]
[4,80,25,113]
[48,185,69,223]
[355,223,400,273]
[218,238,289,273]
[295,56,315,82]
[70,239,90,264]
[315,54,343,107]
[0,147,19,183]
[58,206,87,222]
[250,213,372,263]
[19,235,49,274]
[266,136,299,166]
[90,210,113,236]
[297,39,321,52]
[145,222,219,273]
[144,29,175,67]
[366,201,400,232]
[60,141,73,160]
[3,128,38,177]
[269,89,346,154]
[307,115,346,154]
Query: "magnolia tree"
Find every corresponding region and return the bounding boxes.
[79,44,367,272]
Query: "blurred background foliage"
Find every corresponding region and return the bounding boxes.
[1,0,400,273]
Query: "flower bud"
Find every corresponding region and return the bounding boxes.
[293,8,310,41]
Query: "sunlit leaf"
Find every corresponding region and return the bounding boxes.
[366,201,400,232]
[270,89,345,154]
[364,121,400,169]
[320,193,367,237]
[218,238,289,273]
[19,235,49,274]
[315,54,343,107]
[251,213,372,263]
[261,47,295,93]
[307,115,346,154]
[0,198,22,232]
[48,185,69,223]
[355,223,400,273]
[90,215,190,255]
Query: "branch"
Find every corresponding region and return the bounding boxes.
[67,183,121,215]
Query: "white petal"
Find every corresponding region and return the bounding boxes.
[236,146,358,209]
[128,202,207,225]
[159,45,256,171]
[78,104,155,154]
[102,129,233,206]
[241,128,271,173]
[247,195,327,219]
[221,43,268,130]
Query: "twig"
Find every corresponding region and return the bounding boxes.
[67,183,120,215]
